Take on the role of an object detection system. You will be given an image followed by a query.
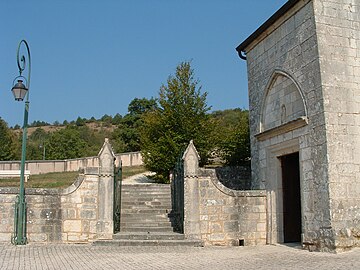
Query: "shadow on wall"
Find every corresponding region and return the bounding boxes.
[214,166,251,190]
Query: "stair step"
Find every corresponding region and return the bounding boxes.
[117,183,176,236]
[120,219,170,224]
[121,198,171,205]
[120,213,169,219]
[120,226,174,233]
[122,201,171,206]
[120,222,172,228]
[121,184,171,192]
[114,232,185,240]
[121,209,169,214]
[93,239,203,247]
[121,196,170,199]
[121,207,171,212]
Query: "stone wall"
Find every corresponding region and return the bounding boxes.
[313,0,360,250]
[243,0,331,249]
[239,0,360,252]
[0,151,142,175]
[182,141,267,246]
[0,140,115,243]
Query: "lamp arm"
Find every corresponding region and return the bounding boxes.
[16,40,31,101]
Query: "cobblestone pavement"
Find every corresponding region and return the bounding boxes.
[0,243,359,270]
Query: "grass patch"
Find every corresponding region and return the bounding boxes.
[0,171,80,189]
[0,165,148,189]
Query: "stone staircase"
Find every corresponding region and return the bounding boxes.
[93,183,202,247]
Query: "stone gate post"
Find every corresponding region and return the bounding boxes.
[96,138,115,239]
[183,140,201,240]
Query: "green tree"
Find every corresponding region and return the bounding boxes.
[75,116,86,126]
[46,126,87,159]
[111,97,158,153]
[140,61,212,182]
[26,128,48,160]
[0,118,17,160]
[111,113,122,125]
[214,109,250,165]
[128,97,158,115]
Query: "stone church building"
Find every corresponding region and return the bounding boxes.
[236,0,360,251]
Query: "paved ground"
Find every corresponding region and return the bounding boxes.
[0,243,359,270]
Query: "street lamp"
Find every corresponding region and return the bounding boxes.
[11,40,31,245]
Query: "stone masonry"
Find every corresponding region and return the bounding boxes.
[0,139,115,243]
[236,0,360,252]
[182,141,267,246]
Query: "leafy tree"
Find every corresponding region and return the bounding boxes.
[30,120,50,127]
[100,114,112,123]
[0,118,17,160]
[140,61,212,182]
[211,109,250,165]
[46,126,87,159]
[26,128,48,160]
[29,128,47,141]
[75,116,86,126]
[111,97,158,153]
[111,113,122,125]
[128,97,158,115]
[89,116,97,123]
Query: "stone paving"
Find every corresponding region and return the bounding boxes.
[0,243,359,270]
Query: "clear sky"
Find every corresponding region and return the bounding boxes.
[0,0,287,127]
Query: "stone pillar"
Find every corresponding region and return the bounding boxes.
[96,138,115,239]
[183,140,201,240]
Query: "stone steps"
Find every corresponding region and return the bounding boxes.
[93,183,203,247]
[119,226,174,233]
[114,232,185,240]
[121,208,170,214]
[120,222,173,228]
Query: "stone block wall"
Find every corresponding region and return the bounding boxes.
[0,139,115,243]
[313,0,360,250]
[241,0,336,250]
[197,169,266,246]
[182,141,267,246]
[0,151,142,175]
[239,0,360,251]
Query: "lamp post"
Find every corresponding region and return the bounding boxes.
[11,40,31,245]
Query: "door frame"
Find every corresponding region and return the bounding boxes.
[279,152,301,243]
[265,138,303,244]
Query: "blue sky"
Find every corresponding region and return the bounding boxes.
[0,0,287,127]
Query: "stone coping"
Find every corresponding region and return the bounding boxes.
[199,168,266,197]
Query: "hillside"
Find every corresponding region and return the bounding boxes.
[12,122,117,137]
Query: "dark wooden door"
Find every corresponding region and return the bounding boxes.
[280,152,301,243]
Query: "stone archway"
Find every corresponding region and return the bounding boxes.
[259,70,307,133]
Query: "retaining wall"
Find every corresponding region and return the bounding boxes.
[0,140,115,243]
[0,152,142,175]
[182,141,267,246]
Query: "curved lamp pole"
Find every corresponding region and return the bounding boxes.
[11,40,31,245]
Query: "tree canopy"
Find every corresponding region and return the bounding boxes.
[111,97,158,153]
[140,61,212,182]
[210,109,250,165]
[0,118,17,160]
